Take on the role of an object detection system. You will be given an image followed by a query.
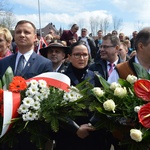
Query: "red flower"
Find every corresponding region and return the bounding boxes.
[134,79,150,101]
[0,89,3,102]
[9,76,27,92]
[138,103,150,128]
[0,89,3,116]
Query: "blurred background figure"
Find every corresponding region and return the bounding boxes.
[119,32,125,42]
[60,24,79,46]
[94,30,103,62]
[130,30,138,51]
[78,28,96,62]
[44,33,53,45]
[0,27,13,59]
[112,30,118,36]
[118,41,130,62]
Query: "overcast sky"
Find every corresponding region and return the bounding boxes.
[7,0,150,37]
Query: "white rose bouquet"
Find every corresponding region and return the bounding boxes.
[88,63,150,150]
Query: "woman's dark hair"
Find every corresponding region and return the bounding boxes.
[69,41,88,54]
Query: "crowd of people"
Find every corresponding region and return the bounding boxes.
[0,20,149,150]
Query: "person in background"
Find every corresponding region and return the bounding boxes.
[78,28,97,62]
[53,41,110,150]
[60,24,79,46]
[94,30,103,62]
[108,27,150,83]
[69,36,77,46]
[130,30,138,51]
[44,33,53,45]
[0,20,53,150]
[119,32,125,42]
[49,29,59,40]
[40,40,69,73]
[0,27,13,59]
[112,30,118,36]
[89,34,123,80]
[118,41,130,62]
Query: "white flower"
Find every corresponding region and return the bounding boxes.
[103,99,116,113]
[130,129,143,142]
[26,111,36,121]
[23,97,34,107]
[25,86,38,97]
[110,82,121,90]
[63,90,82,102]
[18,104,29,114]
[28,80,38,86]
[134,106,142,113]
[126,75,137,84]
[92,87,104,97]
[38,80,47,88]
[114,87,127,98]
[22,114,28,121]
[32,101,40,110]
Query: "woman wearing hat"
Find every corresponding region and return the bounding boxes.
[40,40,69,73]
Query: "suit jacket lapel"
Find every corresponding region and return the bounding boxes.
[10,54,17,73]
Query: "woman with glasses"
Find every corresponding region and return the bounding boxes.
[53,41,110,150]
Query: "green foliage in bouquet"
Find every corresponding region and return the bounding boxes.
[0,68,92,149]
[87,63,150,150]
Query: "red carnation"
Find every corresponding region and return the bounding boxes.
[134,79,150,101]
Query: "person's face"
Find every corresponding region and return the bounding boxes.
[14,23,36,51]
[68,45,89,69]
[118,44,128,60]
[100,39,118,62]
[133,32,138,38]
[0,34,10,53]
[72,26,79,33]
[98,31,103,38]
[81,30,87,37]
[47,47,66,64]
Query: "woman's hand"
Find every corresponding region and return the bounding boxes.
[76,123,95,139]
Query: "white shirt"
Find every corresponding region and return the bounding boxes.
[107,56,150,83]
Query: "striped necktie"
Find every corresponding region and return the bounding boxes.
[15,55,25,76]
[108,63,114,76]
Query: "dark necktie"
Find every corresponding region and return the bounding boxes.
[15,55,25,76]
[108,63,114,76]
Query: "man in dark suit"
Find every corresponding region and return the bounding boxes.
[89,34,123,80]
[0,20,52,79]
[60,24,79,46]
[0,20,53,150]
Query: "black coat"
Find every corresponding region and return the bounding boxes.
[89,57,123,80]
[53,64,111,150]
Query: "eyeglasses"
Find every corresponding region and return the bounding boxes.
[72,53,88,59]
[100,45,115,49]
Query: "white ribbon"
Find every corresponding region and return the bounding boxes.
[0,72,70,138]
